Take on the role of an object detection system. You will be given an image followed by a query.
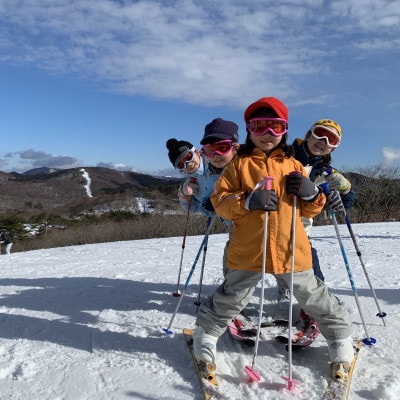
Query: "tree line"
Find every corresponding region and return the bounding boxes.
[1,164,399,254]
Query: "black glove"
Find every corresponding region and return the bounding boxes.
[202,198,215,213]
[327,190,346,216]
[286,174,319,201]
[245,189,278,211]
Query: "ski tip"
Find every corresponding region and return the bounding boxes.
[172,292,181,297]
[163,328,173,335]
[245,365,261,383]
[362,337,377,346]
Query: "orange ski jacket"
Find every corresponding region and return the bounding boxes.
[210,148,326,274]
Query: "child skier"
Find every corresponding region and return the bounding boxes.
[0,230,13,254]
[277,119,356,301]
[166,118,240,219]
[292,119,355,279]
[199,118,240,275]
[166,119,240,277]
[193,96,354,379]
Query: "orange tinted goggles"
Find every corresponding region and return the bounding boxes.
[310,126,341,147]
[176,149,195,170]
[247,118,288,136]
[202,140,233,158]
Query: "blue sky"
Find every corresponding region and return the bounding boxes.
[0,0,399,176]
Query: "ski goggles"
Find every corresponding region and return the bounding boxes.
[176,149,196,170]
[310,125,341,148]
[202,140,233,158]
[247,118,288,137]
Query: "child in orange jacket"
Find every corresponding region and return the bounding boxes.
[192,97,354,379]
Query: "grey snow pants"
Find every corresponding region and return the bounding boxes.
[196,268,352,341]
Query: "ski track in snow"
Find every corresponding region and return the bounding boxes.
[0,222,398,399]
[80,168,93,198]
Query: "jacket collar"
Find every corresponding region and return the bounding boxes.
[252,147,286,160]
[292,138,330,181]
[187,155,207,178]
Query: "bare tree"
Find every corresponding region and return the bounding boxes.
[353,164,400,222]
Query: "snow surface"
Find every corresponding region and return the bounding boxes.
[80,169,93,198]
[0,221,399,400]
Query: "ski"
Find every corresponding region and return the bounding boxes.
[227,321,256,347]
[236,312,289,331]
[183,328,219,400]
[275,318,320,351]
[228,314,289,347]
[240,306,289,326]
[323,339,363,400]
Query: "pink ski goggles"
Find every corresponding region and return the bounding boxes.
[202,140,233,158]
[247,118,288,136]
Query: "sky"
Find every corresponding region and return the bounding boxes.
[0,220,398,399]
[0,0,400,176]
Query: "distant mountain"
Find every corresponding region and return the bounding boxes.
[0,167,183,216]
[22,167,62,176]
[152,167,184,179]
[1,167,398,221]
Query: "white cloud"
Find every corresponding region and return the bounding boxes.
[96,162,139,172]
[5,149,81,170]
[381,147,400,166]
[0,159,8,169]
[0,0,399,108]
[0,151,139,174]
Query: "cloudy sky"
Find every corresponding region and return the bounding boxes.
[0,0,399,175]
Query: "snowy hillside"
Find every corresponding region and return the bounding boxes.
[0,221,399,399]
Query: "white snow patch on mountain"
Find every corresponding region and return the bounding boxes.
[80,168,93,198]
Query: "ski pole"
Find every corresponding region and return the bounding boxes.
[163,215,216,335]
[330,210,376,346]
[344,214,387,326]
[194,216,212,311]
[245,176,274,383]
[282,172,301,391]
[321,180,387,326]
[173,178,196,297]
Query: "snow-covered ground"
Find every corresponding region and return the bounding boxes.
[0,221,398,399]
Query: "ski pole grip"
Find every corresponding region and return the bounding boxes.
[319,182,330,196]
[263,176,274,191]
[288,171,302,195]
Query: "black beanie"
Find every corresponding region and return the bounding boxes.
[166,138,194,168]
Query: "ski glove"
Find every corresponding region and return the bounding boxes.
[286,174,319,201]
[325,172,351,194]
[327,190,346,217]
[245,189,278,211]
[181,181,198,196]
[178,180,199,201]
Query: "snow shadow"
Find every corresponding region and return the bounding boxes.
[0,277,211,350]
[0,276,217,396]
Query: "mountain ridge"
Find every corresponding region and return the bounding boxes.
[0,167,183,215]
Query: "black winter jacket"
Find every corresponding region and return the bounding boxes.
[292,138,356,210]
